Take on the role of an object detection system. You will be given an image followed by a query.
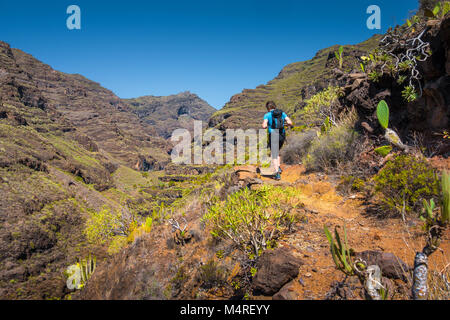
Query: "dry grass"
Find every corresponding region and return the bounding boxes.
[428,266,450,300]
[282,130,318,165]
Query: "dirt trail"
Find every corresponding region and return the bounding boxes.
[257,164,450,299]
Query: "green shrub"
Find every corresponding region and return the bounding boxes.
[281,130,317,165]
[84,206,133,244]
[171,266,189,290]
[374,155,439,216]
[294,86,342,126]
[419,0,441,12]
[202,186,295,257]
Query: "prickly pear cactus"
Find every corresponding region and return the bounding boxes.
[377,100,389,130]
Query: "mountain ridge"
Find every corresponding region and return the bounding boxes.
[124,91,215,139]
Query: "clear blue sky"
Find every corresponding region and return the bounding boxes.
[0,0,419,109]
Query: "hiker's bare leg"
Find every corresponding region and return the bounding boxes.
[270,131,280,174]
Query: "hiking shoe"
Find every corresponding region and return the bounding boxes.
[274,172,281,181]
[278,167,283,174]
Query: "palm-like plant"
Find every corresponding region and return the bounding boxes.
[335,46,344,69]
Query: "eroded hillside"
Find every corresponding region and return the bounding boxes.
[0,41,213,299]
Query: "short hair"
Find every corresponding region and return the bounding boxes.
[266,101,277,111]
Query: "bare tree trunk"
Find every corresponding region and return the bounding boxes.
[412,252,428,300]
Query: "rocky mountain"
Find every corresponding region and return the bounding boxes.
[125,92,215,139]
[0,43,172,172]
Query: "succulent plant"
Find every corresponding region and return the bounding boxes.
[324,225,354,275]
[376,100,389,130]
[375,100,409,154]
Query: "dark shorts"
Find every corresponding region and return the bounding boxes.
[268,132,286,150]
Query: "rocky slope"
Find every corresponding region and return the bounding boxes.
[125,92,215,139]
[335,15,450,156]
[1,45,173,169]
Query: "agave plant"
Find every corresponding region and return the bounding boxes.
[374,145,393,157]
[324,225,354,275]
[318,116,332,136]
[419,171,450,229]
[441,170,450,224]
[421,198,436,221]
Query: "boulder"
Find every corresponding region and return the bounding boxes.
[272,281,297,300]
[252,247,303,296]
[356,251,410,282]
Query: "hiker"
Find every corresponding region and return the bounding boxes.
[262,101,293,180]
